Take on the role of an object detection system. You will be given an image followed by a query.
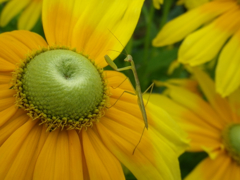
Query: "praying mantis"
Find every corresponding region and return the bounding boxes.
[104,54,149,129]
[104,29,154,154]
[104,53,154,154]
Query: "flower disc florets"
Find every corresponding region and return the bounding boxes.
[222,123,240,164]
[12,47,109,132]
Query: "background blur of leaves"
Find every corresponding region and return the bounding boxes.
[0,0,210,179]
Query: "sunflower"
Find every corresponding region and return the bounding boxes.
[149,68,240,179]
[0,0,188,179]
[153,0,240,97]
[0,0,42,30]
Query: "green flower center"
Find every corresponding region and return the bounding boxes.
[13,47,108,131]
[222,123,240,164]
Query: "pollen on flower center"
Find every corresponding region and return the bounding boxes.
[222,123,240,164]
[12,47,109,131]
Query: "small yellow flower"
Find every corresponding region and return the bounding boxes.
[0,0,187,179]
[0,0,42,30]
[153,0,163,9]
[153,0,240,97]
[149,68,240,180]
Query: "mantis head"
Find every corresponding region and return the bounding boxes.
[124,54,133,62]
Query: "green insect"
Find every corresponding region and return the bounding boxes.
[104,53,154,154]
[105,54,149,129]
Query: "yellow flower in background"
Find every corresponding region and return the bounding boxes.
[153,0,163,9]
[149,68,240,180]
[177,0,210,9]
[153,0,240,97]
[0,0,188,179]
[0,0,42,30]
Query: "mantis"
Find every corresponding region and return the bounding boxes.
[104,54,149,129]
[104,29,154,154]
[104,53,154,154]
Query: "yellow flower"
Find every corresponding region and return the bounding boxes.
[0,0,42,30]
[153,0,163,9]
[0,0,187,179]
[153,0,240,97]
[149,68,240,180]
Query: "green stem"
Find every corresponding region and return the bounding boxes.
[159,0,174,29]
[143,4,155,65]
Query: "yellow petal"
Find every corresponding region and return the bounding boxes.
[183,0,210,10]
[146,102,188,156]
[97,103,186,180]
[0,0,30,27]
[34,129,72,180]
[3,124,42,179]
[152,0,163,9]
[167,60,180,75]
[0,89,15,100]
[0,84,11,90]
[82,128,125,180]
[108,84,148,124]
[0,58,16,71]
[67,130,84,180]
[0,31,47,64]
[0,105,18,127]
[0,120,37,179]
[185,153,235,180]
[192,67,232,122]
[105,70,135,94]
[147,94,221,153]
[110,87,187,155]
[33,129,59,180]
[0,97,15,111]
[34,129,83,180]
[228,88,240,122]
[51,130,70,179]
[154,78,200,95]
[0,114,29,147]
[18,1,42,30]
[201,145,224,160]
[0,72,11,84]
[42,0,144,68]
[216,28,240,97]
[152,1,235,46]
[23,126,50,179]
[179,7,240,65]
[160,82,226,129]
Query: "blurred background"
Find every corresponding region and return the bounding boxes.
[0,0,210,179]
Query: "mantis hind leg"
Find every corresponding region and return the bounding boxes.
[106,90,136,109]
[132,82,154,155]
[108,81,154,109]
[143,82,155,107]
[132,125,145,155]
[107,75,136,108]
[109,76,129,89]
